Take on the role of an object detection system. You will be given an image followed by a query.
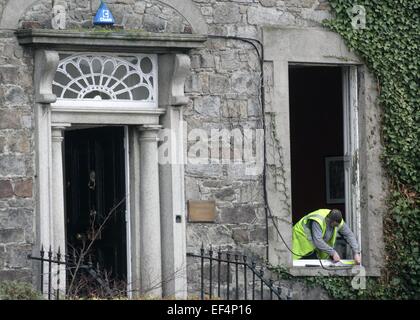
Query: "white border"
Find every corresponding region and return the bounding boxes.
[124,126,132,298]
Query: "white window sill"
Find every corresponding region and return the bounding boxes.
[288,259,361,277]
[293,259,356,267]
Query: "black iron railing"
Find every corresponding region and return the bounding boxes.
[187,245,287,300]
[27,246,66,300]
[27,245,113,300]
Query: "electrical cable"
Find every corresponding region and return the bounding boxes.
[207,34,268,260]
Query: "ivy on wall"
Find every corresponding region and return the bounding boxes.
[322,0,419,299]
[273,0,419,299]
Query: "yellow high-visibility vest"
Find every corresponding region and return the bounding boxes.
[292,209,344,260]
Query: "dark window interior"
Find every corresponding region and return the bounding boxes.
[289,66,345,225]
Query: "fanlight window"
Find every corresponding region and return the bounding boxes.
[52,54,157,105]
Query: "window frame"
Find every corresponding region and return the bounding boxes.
[290,65,361,267]
[262,27,384,276]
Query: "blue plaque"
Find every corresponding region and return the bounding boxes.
[93,1,115,25]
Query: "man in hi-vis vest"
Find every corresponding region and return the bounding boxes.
[292,209,361,264]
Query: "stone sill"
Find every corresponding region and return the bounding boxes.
[289,266,381,277]
[16,29,207,53]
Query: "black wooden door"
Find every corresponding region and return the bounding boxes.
[65,127,127,282]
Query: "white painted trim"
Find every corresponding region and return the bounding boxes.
[293,259,356,267]
[349,66,361,248]
[158,54,189,298]
[343,66,361,255]
[343,67,352,258]
[52,100,159,110]
[124,126,132,298]
[50,104,165,126]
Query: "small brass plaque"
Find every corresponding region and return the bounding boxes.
[188,200,216,223]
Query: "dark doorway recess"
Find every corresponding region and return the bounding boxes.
[64,126,127,285]
[289,66,345,224]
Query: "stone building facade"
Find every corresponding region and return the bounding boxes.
[0,0,387,299]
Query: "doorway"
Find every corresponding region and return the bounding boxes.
[289,66,348,257]
[64,126,127,290]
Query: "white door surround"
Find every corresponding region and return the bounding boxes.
[19,30,206,298]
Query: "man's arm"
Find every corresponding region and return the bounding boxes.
[311,221,336,257]
[339,223,360,254]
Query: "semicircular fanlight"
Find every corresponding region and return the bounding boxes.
[52,54,156,102]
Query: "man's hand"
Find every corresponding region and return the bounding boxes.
[354,253,361,265]
[332,252,341,262]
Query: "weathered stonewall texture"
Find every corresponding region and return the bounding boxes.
[0,26,34,282]
[0,0,359,299]
[18,0,191,33]
[183,0,333,298]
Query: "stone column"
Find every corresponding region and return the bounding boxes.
[158,54,190,298]
[50,126,67,295]
[138,125,162,297]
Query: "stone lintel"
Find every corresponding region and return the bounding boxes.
[16,29,207,53]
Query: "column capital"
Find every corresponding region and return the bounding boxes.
[51,130,64,143]
[137,124,162,132]
[51,124,70,131]
[51,124,70,142]
[137,125,162,142]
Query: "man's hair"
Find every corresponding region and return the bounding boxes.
[328,209,343,223]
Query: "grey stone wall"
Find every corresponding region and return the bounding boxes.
[0,0,370,299]
[0,28,35,282]
[183,0,333,297]
[19,0,191,33]
[183,0,333,256]
[196,0,332,38]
